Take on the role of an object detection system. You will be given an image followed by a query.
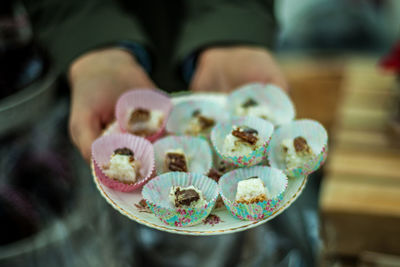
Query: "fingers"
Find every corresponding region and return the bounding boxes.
[69,111,101,162]
[68,48,160,164]
[189,69,218,92]
[256,68,289,93]
[189,46,289,93]
[268,77,289,93]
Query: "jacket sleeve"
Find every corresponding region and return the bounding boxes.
[174,0,277,65]
[24,0,151,71]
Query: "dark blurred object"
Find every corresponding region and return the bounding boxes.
[0,0,54,138]
[0,0,71,248]
[0,101,76,245]
[11,149,74,216]
[278,0,387,51]
[0,186,39,245]
[0,0,47,99]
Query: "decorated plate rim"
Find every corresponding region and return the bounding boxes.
[92,165,308,235]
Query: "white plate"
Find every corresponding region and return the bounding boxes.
[92,92,308,236]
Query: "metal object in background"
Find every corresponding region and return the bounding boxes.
[0,68,56,137]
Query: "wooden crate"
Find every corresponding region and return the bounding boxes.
[279,55,345,132]
[319,57,400,258]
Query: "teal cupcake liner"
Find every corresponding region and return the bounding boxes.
[166,99,230,138]
[141,172,219,227]
[219,166,288,221]
[227,83,296,126]
[153,135,213,175]
[268,119,328,178]
[210,116,274,167]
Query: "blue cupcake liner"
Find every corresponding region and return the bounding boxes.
[218,166,288,221]
[153,135,213,175]
[141,172,219,227]
[227,83,296,126]
[210,116,274,167]
[166,99,230,138]
[268,119,328,178]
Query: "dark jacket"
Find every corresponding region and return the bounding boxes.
[24,0,277,91]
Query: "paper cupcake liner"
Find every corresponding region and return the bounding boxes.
[211,116,274,167]
[115,89,172,142]
[142,172,219,227]
[219,166,288,221]
[227,83,296,126]
[153,135,213,175]
[166,99,230,138]
[268,119,328,178]
[103,121,122,136]
[92,133,155,192]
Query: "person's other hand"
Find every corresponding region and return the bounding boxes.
[190,46,288,93]
[69,48,156,161]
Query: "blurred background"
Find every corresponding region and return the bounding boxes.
[0,0,399,266]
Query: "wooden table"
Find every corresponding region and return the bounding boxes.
[316,57,400,262]
[279,55,400,264]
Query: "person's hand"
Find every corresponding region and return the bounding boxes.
[69,48,156,161]
[190,46,288,93]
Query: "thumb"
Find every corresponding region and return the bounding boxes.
[69,112,101,162]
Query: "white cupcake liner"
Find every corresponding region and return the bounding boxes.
[219,166,288,221]
[115,89,172,142]
[141,172,219,227]
[211,116,274,167]
[166,99,230,137]
[227,83,296,126]
[153,135,213,175]
[268,119,328,178]
[92,133,155,192]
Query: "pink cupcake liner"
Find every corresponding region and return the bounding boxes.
[142,172,219,227]
[153,135,213,175]
[268,119,328,178]
[115,89,172,142]
[227,83,296,126]
[210,116,274,167]
[219,166,288,221]
[92,133,155,192]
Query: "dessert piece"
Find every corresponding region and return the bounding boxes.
[211,116,274,167]
[164,149,188,172]
[169,185,207,208]
[154,135,212,176]
[207,168,227,209]
[235,177,268,204]
[142,172,219,226]
[207,168,222,183]
[281,136,315,169]
[241,98,258,108]
[102,147,141,184]
[127,108,164,136]
[222,125,262,157]
[236,98,278,124]
[212,160,235,177]
[185,109,215,135]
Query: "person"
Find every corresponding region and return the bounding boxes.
[23,0,287,161]
[21,2,321,267]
